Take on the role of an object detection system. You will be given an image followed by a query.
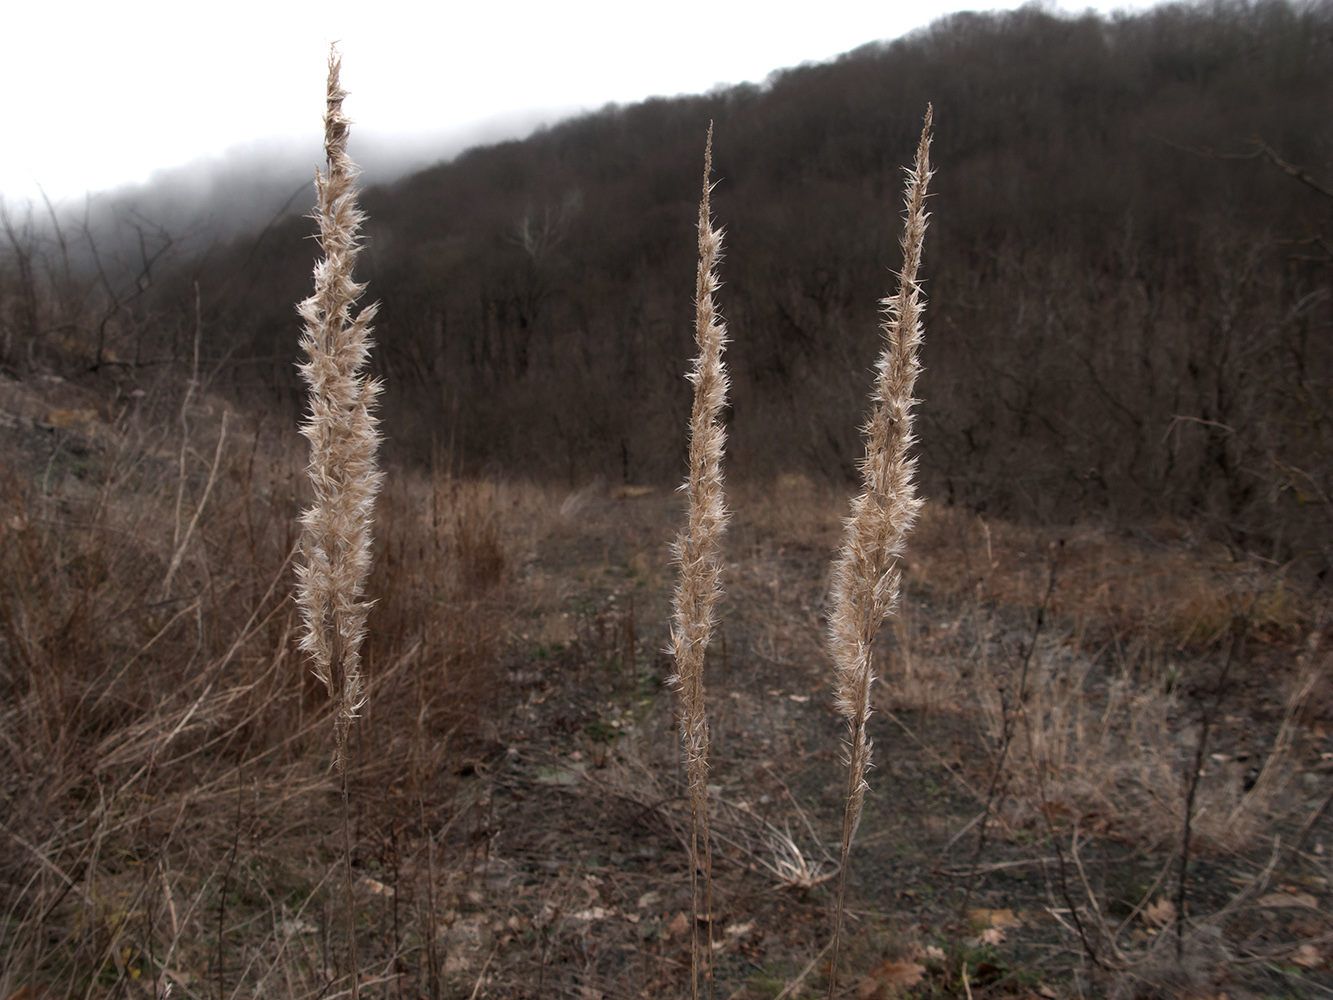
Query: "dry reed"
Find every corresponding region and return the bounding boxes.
[669,122,729,1000]
[825,105,933,996]
[294,47,381,1000]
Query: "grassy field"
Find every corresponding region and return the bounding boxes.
[1,369,1329,998]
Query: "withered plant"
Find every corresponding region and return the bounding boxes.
[669,122,729,1000]
[294,47,382,1000]
[824,105,933,996]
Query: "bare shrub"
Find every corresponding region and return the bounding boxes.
[970,628,1313,853]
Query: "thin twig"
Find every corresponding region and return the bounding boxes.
[162,409,229,600]
[772,942,833,1000]
[1176,616,1243,960]
[960,543,1061,917]
[173,283,202,550]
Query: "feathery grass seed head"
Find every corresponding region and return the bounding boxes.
[295,49,382,767]
[669,122,730,724]
[828,105,933,731]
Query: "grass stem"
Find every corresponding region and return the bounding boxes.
[825,106,933,997]
[670,122,729,1000]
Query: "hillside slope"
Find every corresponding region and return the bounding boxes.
[12,0,1333,570]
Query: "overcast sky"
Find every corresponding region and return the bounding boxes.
[6,0,1147,205]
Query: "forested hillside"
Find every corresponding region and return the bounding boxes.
[20,0,1333,570]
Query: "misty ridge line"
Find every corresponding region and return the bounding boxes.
[6,22,897,288]
[3,109,573,291]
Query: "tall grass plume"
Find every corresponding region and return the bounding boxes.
[669,122,729,1000]
[295,47,381,1000]
[295,49,382,767]
[825,105,933,995]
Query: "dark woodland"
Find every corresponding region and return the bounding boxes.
[128,1,1331,571]
[7,1,1332,567]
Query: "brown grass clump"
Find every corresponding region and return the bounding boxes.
[368,473,511,751]
[825,106,933,995]
[965,630,1315,853]
[0,376,518,999]
[909,503,1308,650]
[669,123,729,1000]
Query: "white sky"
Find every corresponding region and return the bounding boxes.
[5,0,1146,205]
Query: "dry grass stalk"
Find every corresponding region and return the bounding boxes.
[294,47,381,1000]
[669,122,729,1000]
[825,105,933,996]
[295,48,383,767]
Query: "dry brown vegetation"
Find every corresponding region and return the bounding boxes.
[0,360,514,991]
[3,8,1333,999]
[0,363,1331,1000]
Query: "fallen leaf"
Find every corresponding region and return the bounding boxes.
[46,409,99,433]
[1143,897,1175,928]
[977,927,1006,946]
[535,762,587,785]
[358,876,390,896]
[535,902,558,928]
[1291,943,1324,969]
[570,906,611,922]
[666,911,690,940]
[969,907,1022,930]
[855,959,926,999]
[636,890,662,909]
